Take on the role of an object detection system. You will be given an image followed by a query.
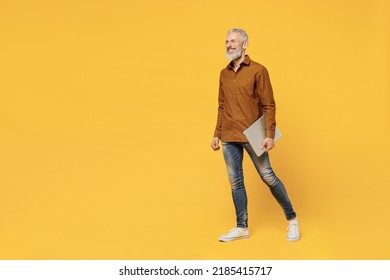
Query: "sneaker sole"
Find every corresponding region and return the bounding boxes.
[219,235,250,242]
[287,236,301,242]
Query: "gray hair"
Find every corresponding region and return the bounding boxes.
[227,28,248,42]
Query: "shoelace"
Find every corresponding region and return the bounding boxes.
[287,223,298,234]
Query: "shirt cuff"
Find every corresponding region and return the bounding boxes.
[266,130,275,139]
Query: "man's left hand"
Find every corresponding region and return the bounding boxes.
[261,137,274,152]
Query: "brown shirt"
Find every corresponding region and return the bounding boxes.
[214,55,276,142]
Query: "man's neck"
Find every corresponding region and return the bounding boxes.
[232,53,246,72]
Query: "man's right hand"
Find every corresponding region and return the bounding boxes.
[211,137,220,151]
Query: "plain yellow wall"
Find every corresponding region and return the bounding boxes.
[0,0,389,259]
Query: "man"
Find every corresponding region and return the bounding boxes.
[211,28,300,242]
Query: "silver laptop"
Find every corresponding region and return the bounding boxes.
[243,115,282,157]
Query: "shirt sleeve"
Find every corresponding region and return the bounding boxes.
[257,66,276,139]
[214,75,224,138]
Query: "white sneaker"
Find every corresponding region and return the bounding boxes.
[219,227,249,242]
[287,219,300,241]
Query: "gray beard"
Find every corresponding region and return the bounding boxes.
[226,47,242,61]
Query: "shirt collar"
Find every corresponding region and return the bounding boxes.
[227,55,251,69]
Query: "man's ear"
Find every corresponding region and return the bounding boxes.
[243,41,248,49]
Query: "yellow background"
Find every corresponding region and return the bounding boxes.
[1,0,389,259]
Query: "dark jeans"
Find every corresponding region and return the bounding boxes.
[222,142,296,228]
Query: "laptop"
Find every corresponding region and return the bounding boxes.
[243,115,282,157]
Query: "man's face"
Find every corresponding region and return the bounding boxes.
[225,32,245,60]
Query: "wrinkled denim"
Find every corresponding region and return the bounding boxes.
[222,142,296,228]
